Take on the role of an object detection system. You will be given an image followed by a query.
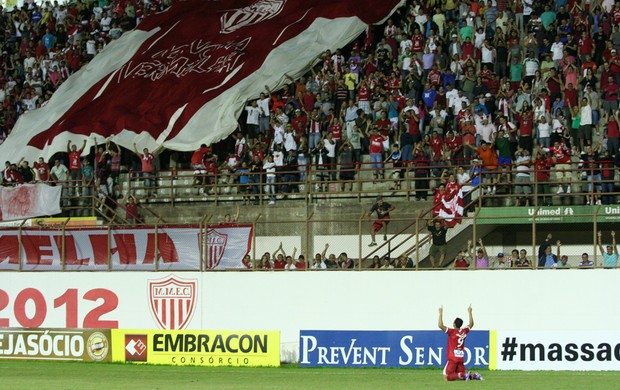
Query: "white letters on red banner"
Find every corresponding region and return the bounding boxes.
[0,225,253,270]
[0,0,402,162]
[0,184,61,221]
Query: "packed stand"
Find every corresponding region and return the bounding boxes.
[2,0,620,211]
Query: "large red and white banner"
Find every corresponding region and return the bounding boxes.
[0,184,61,221]
[0,0,402,162]
[0,225,252,270]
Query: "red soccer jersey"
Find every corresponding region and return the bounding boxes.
[34,162,50,181]
[140,153,155,172]
[358,86,370,101]
[608,120,619,138]
[550,145,571,163]
[446,327,470,362]
[564,88,578,107]
[429,137,444,159]
[407,116,420,137]
[375,118,391,136]
[412,35,424,52]
[292,117,308,138]
[579,37,593,55]
[614,8,620,25]
[69,151,82,170]
[330,124,342,141]
[445,135,463,153]
[191,147,210,165]
[369,134,384,154]
[428,69,442,86]
[517,113,534,136]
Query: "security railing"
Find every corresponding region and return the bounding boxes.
[1,209,617,271]
[2,160,617,271]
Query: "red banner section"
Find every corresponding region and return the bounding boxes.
[0,225,253,271]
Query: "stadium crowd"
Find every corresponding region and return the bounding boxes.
[0,1,619,270]
[1,0,619,208]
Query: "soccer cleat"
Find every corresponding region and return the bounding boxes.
[464,371,471,381]
[556,186,564,194]
[472,372,484,380]
[368,241,377,247]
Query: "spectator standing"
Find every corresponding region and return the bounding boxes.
[132,143,163,198]
[367,195,395,247]
[67,140,87,197]
[598,231,618,267]
[513,148,532,206]
[468,239,489,269]
[427,218,448,268]
[124,193,140,224]
[263,155,277,205]
[51,159,70,207]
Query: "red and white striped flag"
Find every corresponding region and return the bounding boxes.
[0,0,402,163]
[437,182,464,228]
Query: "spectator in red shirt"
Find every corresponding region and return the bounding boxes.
[606,110,620,158]
[132,143,163,198]
[34,157,50,183]
[67,139,87,196]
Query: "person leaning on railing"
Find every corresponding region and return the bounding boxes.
[453,251,470,270]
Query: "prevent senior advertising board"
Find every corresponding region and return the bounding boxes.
[299,330,489,368]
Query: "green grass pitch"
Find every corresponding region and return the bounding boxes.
[1,361,619,389]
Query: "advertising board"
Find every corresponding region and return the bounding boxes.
[299,330,489,368]
[112,330,280,366]
[0,328,111,362]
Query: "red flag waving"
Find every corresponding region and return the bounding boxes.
[1,0,402,162]
[437,180,464,228]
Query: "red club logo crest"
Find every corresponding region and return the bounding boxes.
[148,275,197,330]
[207,229,228,269]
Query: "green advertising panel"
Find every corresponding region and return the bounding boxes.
[477,206,620,224]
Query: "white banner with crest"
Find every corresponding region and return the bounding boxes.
[206,224,253,269]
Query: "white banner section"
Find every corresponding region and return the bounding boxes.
[493,331,620,371]
[0,225,252,270]
[0,184,61,221]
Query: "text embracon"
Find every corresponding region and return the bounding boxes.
[111,330,280,367]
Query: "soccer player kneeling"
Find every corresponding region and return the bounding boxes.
[438,305,484,381]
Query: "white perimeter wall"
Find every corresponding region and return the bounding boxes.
[1,269,617,362]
